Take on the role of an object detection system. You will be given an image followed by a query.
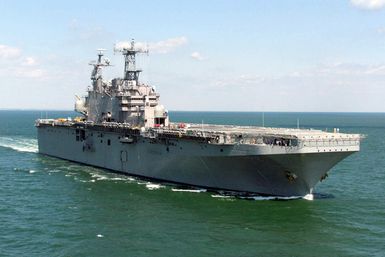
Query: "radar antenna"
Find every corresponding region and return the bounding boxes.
[114,39,149,83]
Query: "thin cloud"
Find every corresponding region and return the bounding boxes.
[0,66,47,79]
[211,62,385,90]
[22,57,37,66]
[377,27,385,34]
[150,37,187,53]
[0,45,46,79]
[350,0,385,10]
[67,19,113,45]
[365,65,385,74]
[212,74,266,88]
[0,44,22,59]
[204,62,385,111]
[12,67,46,78]
[116,37,188,54]
[300,62,385,76]
[190,51,205,61]
[68,18,79,30]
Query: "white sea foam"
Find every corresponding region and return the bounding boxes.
[238,194,316,201]
[241,195,302,201]
[211,194,233,198]
[95,175,108,181]
[209,192,309,201]
[145,183,163,190]
[13,167,25,172]
[89,172,109,180]
[0,136,38,153]
[171,188,207,193]
[29,169,37,174]
[74,177,92,183]
[302,194,314,201]
[48,169,61,173]
[88,172,136,183]
[110,177,134,181]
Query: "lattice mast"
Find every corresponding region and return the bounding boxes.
[114,39,148,84]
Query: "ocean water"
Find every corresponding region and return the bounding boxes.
[0,110,384,257]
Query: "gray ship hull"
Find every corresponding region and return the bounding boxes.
[37,125,354,196]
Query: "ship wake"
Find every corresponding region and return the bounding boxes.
[0,136,38,153]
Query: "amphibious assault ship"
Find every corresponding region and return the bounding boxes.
[36,40,361,196]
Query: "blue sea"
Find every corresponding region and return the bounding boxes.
[0,110,384,256]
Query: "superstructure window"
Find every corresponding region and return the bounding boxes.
[155,118,165,125]
[107,139,111,146]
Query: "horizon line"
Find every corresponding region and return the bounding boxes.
[1,108,385,114]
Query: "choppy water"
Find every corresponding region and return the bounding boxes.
[0,110,384,256]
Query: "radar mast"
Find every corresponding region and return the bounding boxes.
[89,49,111,81]
[89,49,111,92]
[114,39,148,83]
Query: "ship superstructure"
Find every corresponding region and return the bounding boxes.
[75,40,168,128]
[36,40,361,197]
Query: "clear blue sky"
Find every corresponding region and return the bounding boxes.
[1,0,385,111]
